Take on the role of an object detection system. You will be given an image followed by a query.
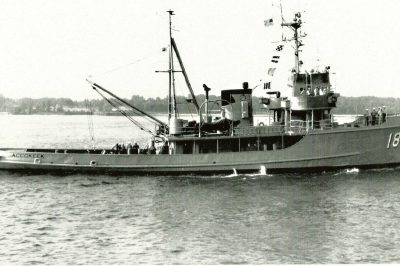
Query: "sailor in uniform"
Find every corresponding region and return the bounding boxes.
[148,140,156,154]
[371,108,377,126]
[382,106,387,123]
[364,109,370,126]
[132,142,139,154]
[127,142,133,154]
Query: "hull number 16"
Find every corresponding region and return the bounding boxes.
[388,133,400,149]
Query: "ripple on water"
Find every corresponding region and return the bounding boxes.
[1,116,400,263]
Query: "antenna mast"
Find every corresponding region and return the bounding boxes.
[167,10,177,120]
[156,10,200,119]
[281,12,304,73]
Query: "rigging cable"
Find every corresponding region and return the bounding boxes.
[108,96,159,127]
[90,49,164,78]
[93,88,155,136]
[184,99,195,121]
[85,99,96,148]
[175,77,195,120]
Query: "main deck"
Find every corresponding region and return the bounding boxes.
[1,118,399,174]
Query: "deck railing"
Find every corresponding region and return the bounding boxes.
[233,125,284,136]
[166,114,394,139]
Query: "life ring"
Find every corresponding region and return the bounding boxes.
[258,122,265,127]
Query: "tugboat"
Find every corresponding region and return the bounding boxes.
[1,10,400,174]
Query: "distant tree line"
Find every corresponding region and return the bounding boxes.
[333,96,400,115]
[0,93,399,115]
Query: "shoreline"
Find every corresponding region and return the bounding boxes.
[2,112,363,117]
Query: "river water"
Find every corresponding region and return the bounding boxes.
[0,115,400,264]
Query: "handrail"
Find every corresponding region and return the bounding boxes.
[233,125,284,136]
[388,113,400,118]
[167,118,346,139]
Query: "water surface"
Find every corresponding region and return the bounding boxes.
[0,115,399,264]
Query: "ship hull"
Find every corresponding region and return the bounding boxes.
[1,124,400,174]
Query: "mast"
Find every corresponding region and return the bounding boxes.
[167,10,177,119]
[281,12,304,73]
[156,11,200,120]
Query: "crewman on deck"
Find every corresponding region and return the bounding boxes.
[132,142,139,154]
[112,143,120,154]
[371,107,377,126]
[148,140,156,154]
[161,142,169,154]
[378,107,383,125]
[121,144,127,154]
[364,109,370,126]
[127,142,133,154]
[382,106,387,123]
[307,87,313,96]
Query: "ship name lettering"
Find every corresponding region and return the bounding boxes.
[12,153,44,158]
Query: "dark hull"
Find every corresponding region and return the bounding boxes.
[1,122,400,175]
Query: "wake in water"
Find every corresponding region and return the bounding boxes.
[224,165,273,179]
[345,168,360,173]
[369,167,397,173]
[225,168,238,178]
[333,167,360,176]
[245,165,273,178]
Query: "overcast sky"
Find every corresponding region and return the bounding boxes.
[0,0,400,100]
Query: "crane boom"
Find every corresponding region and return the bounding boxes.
[87,80,167,128]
